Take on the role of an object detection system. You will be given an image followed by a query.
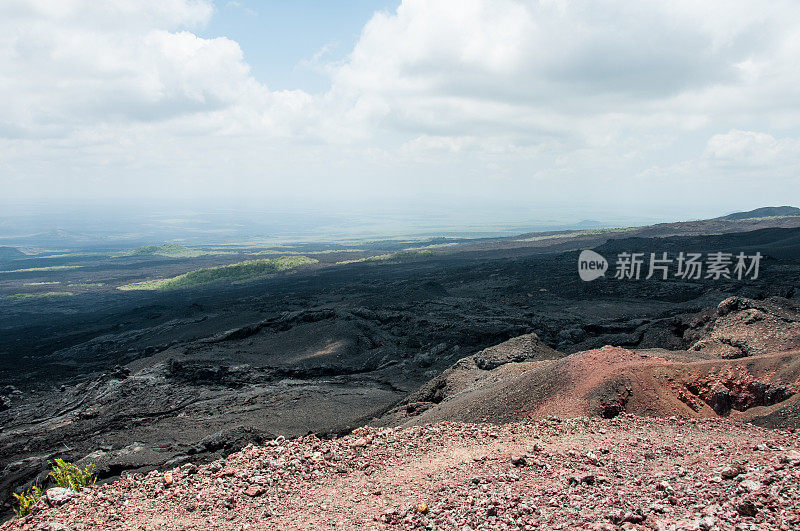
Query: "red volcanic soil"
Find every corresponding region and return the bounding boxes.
[6,416,800,530]
[380,297,800,429]
[384,345,800,428]
[530,346,800,422]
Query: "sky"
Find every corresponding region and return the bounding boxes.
[2,0,800,222]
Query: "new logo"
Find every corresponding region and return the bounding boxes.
[578,250,608,281]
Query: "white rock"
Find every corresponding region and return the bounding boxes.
[739,479,762,492]
[656,481,675,494]
[697,515,716,530]
[36,523,70,531]
[45,487,75,507]
[780,450,800,465]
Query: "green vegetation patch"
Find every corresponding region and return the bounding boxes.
[49,458,96,492]
[515,227,637,242]
[118,255,318,291]
[252,248,365,256]
[403,242,459,251]
[312,248,365,254]
[13,459,97,518]
[118,243,205,258]
[0,265,82,273]
[36,252,110,259]
[250,249,301,256]
[337,250,434,265]
[7,291,74,300]
[23,281,60,286]
[68,282,105,288]
[12,486,41,518]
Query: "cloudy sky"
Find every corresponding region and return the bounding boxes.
[2,0,799,220]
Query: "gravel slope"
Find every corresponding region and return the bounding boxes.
[6,415,800,530]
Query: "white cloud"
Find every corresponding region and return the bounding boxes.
[704,130,800,167]
[332,1,797,131]
[1,0,800,211]
[225,1,256,17]
[0,1,252,136]
[0,0,214,31]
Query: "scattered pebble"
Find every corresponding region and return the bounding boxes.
[8,417,800,530]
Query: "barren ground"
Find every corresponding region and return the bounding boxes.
[3,222,800,524]
[6,415,800,530]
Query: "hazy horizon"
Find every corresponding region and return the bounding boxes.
[0,199,792,248]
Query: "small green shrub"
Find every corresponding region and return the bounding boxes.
[48,459,96,492]
[13,486,42,518]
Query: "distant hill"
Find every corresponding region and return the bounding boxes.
[720,206,800,220]
[0,246,25,261]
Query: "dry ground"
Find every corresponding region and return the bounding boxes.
[6,415,800,530]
